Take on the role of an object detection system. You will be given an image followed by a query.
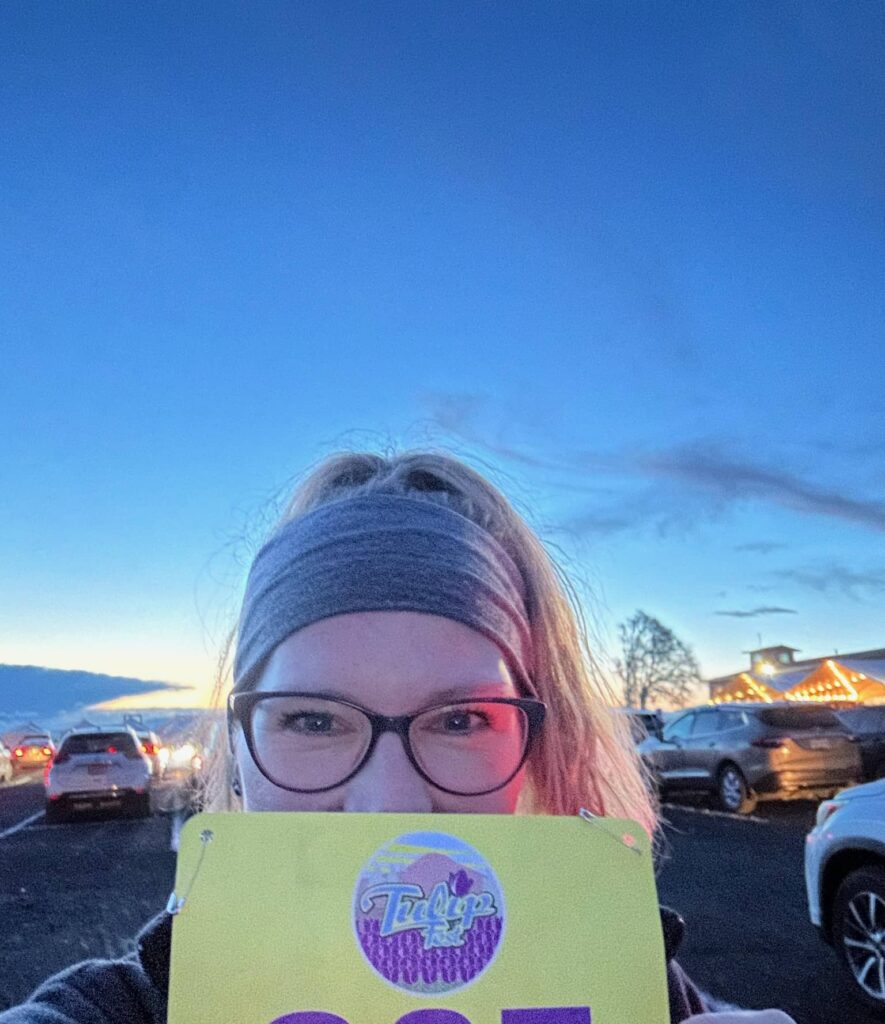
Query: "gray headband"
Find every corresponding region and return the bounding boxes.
[233,493,535,695]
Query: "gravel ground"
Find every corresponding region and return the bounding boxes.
[1,782,881,1022]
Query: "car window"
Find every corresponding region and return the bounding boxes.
[756,707,842,730]
[839,708,885,734]
[718,710,747,731]
[664,713,694,740]
[59,733,138,756]
[691,710,720,735]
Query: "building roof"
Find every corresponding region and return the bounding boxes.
[840,658,885,684]
[707,647,885,687]
[744,645,801,655]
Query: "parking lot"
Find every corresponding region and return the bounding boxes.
[0,780,880,1023]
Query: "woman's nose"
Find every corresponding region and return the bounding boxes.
[342,732,434,812]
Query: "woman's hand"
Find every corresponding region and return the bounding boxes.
[685,1013,796,1023]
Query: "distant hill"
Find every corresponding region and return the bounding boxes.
[0,664,193,732]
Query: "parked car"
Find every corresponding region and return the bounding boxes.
[617,707,664,743]
[0,741,13,784]
[805,779,885,1012]
[11,733,55,775]
[135,730,166,777]
[44,727,152,823]
[638,702,862,814]
[837,706,885,781]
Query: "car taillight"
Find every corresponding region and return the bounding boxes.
[14,748,23,757]
[142,743,157,755]
[42,747,52,756]
[751,736,788,749]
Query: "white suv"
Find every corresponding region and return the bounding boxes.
[805,778,885,1013]
[45,727,152,823]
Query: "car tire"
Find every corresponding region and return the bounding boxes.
[833,865,885,1011]
[716,764,758,815]
[130,792,151,818]
[44,802,67,825]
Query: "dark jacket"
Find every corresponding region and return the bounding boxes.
[0,907,707,1023]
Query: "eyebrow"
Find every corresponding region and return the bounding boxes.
[301,681,514,710]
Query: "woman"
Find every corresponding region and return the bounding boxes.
[0,450,794,1024]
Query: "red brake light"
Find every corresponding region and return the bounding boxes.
[42,747,52,756]
[107,746,117,754]
[14,748,23,757]
[142,743,157,755]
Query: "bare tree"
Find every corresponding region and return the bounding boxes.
[616,610,702,709]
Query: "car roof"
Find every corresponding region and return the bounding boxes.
[60,725,140,738]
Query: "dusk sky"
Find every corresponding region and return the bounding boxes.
[3,2,883,705]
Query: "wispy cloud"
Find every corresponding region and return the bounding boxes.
[420,392,561,471]
[638,442,885,533]
[734,541,789,554]
[777,565,885,600]
[714,606,798,618]
[561,511,637,536]
[422,392,885,536]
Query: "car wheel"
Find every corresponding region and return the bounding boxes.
[130,792,151,818]
[716,764,758,814]
[833,866,885,1010]
[44,802,67,825]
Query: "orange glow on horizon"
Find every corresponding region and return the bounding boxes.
[91,685,214,712]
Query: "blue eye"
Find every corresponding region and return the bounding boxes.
[424,709,492,734]
[280,712,335,734]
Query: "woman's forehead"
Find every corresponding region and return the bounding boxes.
[256,610,516,701]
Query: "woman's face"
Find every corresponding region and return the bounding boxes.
[235,611,527,813]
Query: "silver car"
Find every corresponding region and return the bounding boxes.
[44,727,152,823]
[639,702,861,814]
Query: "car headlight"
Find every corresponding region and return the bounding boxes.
[815,800,844,828]
[170,742,197,764]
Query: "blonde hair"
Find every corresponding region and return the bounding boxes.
[203,449,657,836]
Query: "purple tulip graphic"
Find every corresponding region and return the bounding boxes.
[448,869,474,897]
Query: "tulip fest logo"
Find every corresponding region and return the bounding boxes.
[353,831,505,996]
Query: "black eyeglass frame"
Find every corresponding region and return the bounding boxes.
[227,690,547,797]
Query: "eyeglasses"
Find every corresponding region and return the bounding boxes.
[227,691,546,796]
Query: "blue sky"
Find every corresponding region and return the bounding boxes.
[2,2,883,701]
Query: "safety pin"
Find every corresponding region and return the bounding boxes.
[166,828,214,915]
[579,808,643,855]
